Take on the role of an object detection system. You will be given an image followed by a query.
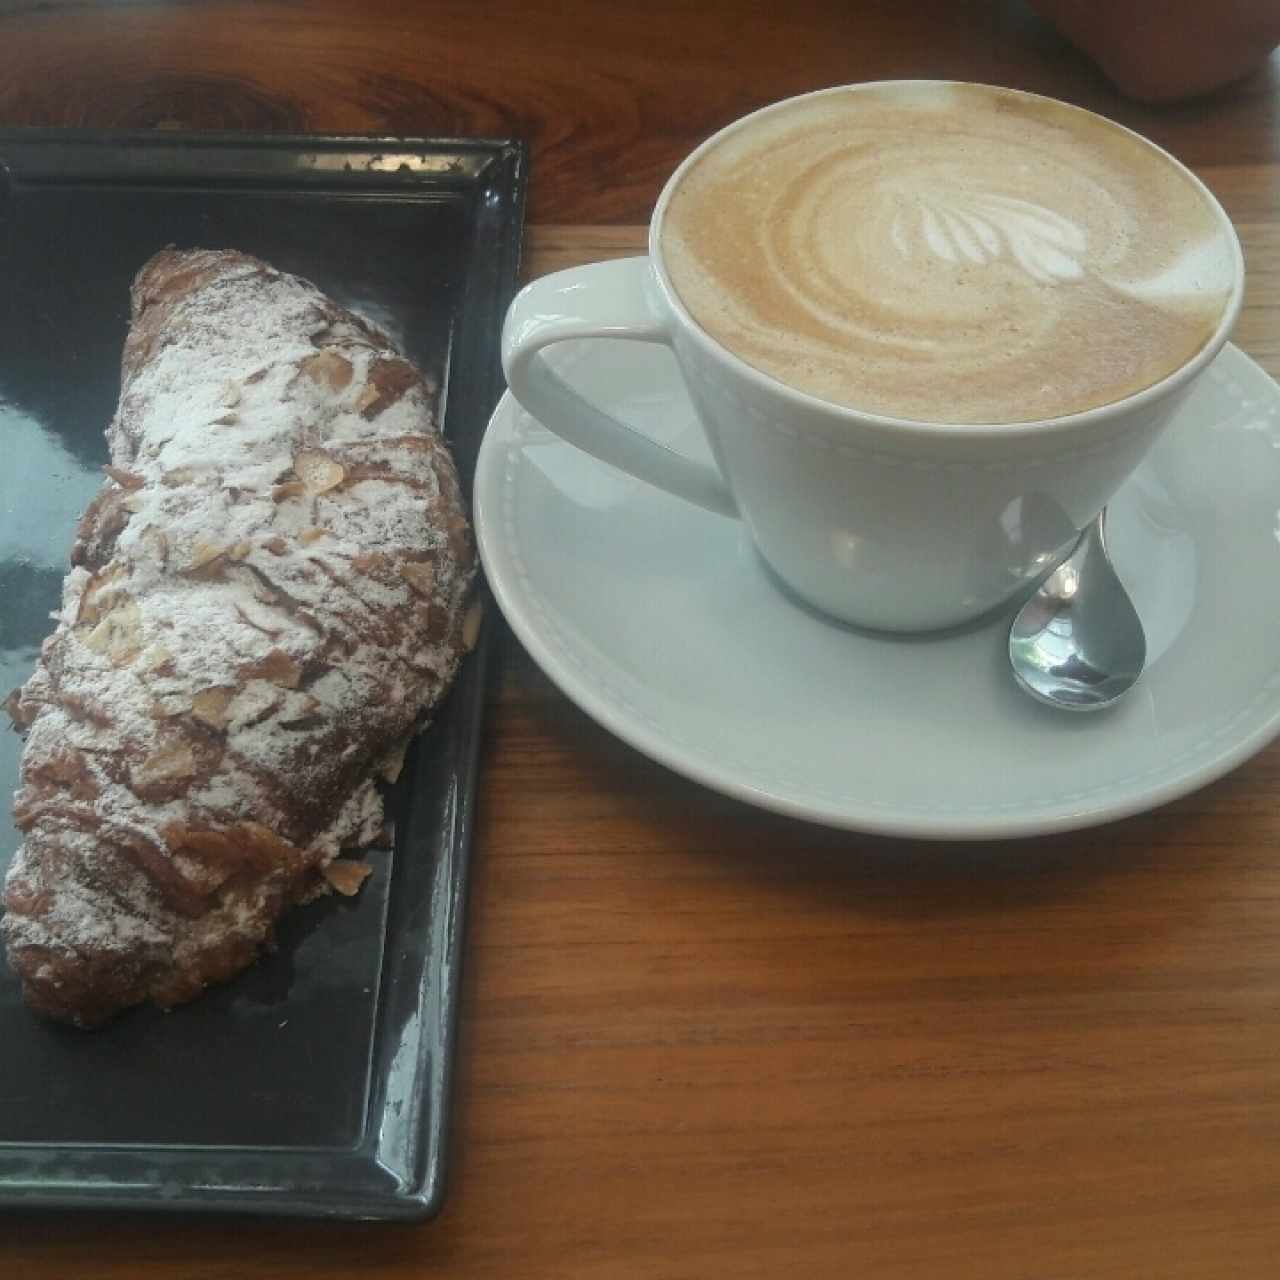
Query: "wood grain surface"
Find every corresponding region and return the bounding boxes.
[1,0,1279,222]
[4,3,1280,1278]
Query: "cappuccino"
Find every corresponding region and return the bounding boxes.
[661,83,1236,425]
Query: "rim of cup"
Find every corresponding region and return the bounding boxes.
[647,80,1246,438]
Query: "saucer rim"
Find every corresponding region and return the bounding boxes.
[475,341,1280,841]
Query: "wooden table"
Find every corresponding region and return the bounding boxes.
[3,3,1280,1276]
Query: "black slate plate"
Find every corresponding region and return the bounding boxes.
[0,131,525,1219]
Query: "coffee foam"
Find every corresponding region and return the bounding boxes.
[661,84,1236,424]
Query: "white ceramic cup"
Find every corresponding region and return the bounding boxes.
[501,84,1244,632]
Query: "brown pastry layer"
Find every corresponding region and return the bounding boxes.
[2,248,476,1027]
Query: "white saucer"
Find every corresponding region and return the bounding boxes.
[475,340,1280,839]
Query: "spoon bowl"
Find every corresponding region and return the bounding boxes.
[1008,509,1146,711]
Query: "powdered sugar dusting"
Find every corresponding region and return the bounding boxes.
[3,249,475,1025]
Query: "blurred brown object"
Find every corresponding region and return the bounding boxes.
[1030,0,1280,101]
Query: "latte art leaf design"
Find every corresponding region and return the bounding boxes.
[662,84,1236,423]
[890,192,1088,284]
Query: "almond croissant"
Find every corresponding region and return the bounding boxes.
[2,248,476,1027]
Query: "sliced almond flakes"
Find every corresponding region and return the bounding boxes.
[322,860,373,897]
[80,599,143,667]
[400,560,436,597]
[190,687,236,730]
[462,599,483,652]
[293,450,346,495]
[299,349,354,392]
[238,648,303,689]
[132,741,197,789]
[186,541,225,572]
[103,465,145,490]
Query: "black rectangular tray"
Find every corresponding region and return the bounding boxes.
[0,131,525,1219]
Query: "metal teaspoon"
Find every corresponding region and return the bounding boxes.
[1008,509,1147,711]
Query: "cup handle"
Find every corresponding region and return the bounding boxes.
[501,257,739,517]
